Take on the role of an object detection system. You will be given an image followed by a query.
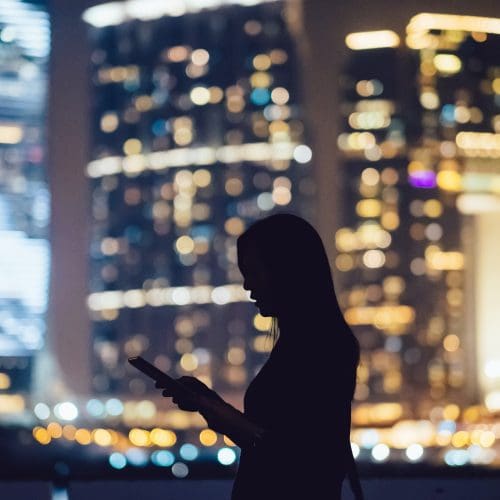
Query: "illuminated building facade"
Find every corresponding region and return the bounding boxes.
[83,0,314,398]
[336,34,423,420]
[0,1,51,395]
[406,14,500,413]
[339,15,500,423]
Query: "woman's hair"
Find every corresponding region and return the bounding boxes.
[237,213,347,344]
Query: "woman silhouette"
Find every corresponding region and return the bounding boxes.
[157,213,363,500]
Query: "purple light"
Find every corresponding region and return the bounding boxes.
[409,171,436,188]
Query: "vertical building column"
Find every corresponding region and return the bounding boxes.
[474,212,500,410]
[46,0,91,396]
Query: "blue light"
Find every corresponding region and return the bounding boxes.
[250,88,270,106]
[444,449,468,466]
[124,225,143,243]
[109,452,127,470]
[171,462,189,478]
[151,450,175,467]
[437,420,456,433]
[440,104,455,125]
[152,119,168,136]
[105,398,123,416]
[179,443,199,461]
[86,399,105,417]
[126,448,148,467]
[217,447,236,466]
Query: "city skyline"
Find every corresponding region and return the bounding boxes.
[1,0,500,476]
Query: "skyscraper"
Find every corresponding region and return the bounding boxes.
[82,0,314,403]
[0,0,51,400]
[338,15,500,424]
[406,13,500,413]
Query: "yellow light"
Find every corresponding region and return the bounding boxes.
[349,111,390,130]
[174,128,193,146]
[271,87,289,105]
[123,138,142,155]
[356,199,382,218]
[93,428,113,446]
[443,334,460,352]
[150,428,177,447]
[224,217,245,236]
[175,235,195,254]
[436,430,452,446]
[193,169,211,187]
[345,30,400,50]
[33,427,51,445]
[423,199,443,217]
[227,347,246,365]
[381,212,399,231]
[433,54,462,74]
[361,168,380,186]
[456,131,500,156]
[253,314,272,331]
[153,426,177,444]
[252,54,271,71]
[203,87,223,105]
[250,71,272,88]
[100,113,119,133]
[437,171,462,192]
[0,124,23,144]
[191,49,209,66]
[135,95,153,111]
[180,353,199,371]
[407,13,500,36]
[0,373,11,390]
[225,177,243,196]
[344,305,415,328]
[253,335,272,353]
[129,428,151,447]
[420,91,439,110]
[471,31,487,42]
[269,49,287,64]
[223,435,236,446]
[62,425,77,440]
[451,430,469,448]
[199,429,218,446]
[166,45,191,62]
[463,406,480,423]
[47,422,63,438]
[75,428,92,445]
[190,86,211,105]
[272,186,291,206]
[335,253,354,272]
[426,251,464,270]
[493,78,500,94]
[442,404,460,420]
[479,431,495,448]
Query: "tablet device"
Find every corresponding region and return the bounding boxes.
[128,356,195,397]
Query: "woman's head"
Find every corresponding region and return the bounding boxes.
[237,213,339,319]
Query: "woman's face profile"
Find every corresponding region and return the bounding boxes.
[237,243,278,317]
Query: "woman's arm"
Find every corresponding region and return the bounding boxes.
[157,376,265,448]
[197,396,266,448]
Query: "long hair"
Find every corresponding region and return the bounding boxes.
[237,213,349,343]
[237,213,364,499]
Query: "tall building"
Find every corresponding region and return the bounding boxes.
[0,1,51,399]
[336,31,421,421]
[338,15,500,423]
[82,0,314,402]
[406,13,500,413]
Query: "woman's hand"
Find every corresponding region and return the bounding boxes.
[155,376,222,412]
